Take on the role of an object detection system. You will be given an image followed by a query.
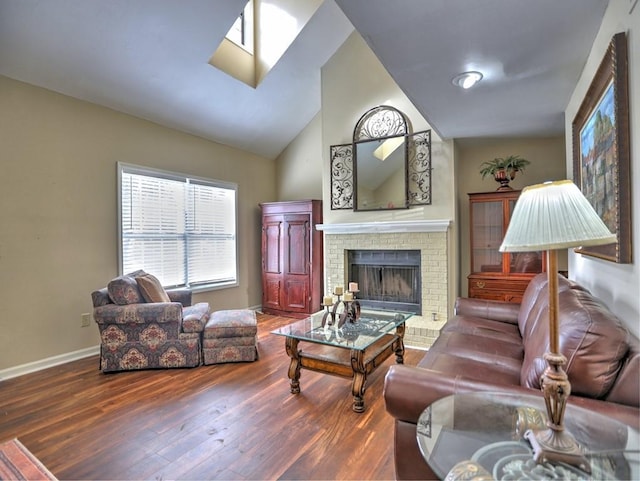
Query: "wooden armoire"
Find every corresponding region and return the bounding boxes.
[260,200,323,318]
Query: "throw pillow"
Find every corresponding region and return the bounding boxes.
[125,269,147,278]
[136,273,171,303]
[107,275,143,305]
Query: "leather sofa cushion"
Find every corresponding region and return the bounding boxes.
[429,331,524,365]
[518,273,592,342]
[517,274,579,342]
[606,342,640,406]
[521,287,630,398]
[442,315,522,344]
[517,273,551,340]
[418,351,521,386]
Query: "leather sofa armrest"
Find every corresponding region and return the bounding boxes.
[384,365,473,424]
[384,365,640,430]
[94,302,183,324]
[453,297,520,323]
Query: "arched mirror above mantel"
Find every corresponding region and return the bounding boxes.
[330,105,432,210]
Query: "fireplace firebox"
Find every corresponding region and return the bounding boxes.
[347,250,421,314]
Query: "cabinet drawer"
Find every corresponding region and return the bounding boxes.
[468,277,529,302]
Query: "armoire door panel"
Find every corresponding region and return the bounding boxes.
[286,217,310,275]
[263,277,281,310]
[284,279,308,311]
[263,219,282,274]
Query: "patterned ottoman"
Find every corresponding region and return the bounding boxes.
[202,309,258,364]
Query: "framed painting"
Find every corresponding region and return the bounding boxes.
[572,32,631,263]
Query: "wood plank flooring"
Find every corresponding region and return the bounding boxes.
[0,314,424,480]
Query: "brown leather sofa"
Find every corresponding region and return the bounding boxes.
[384,273,640,480]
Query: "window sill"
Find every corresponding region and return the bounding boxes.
[190,280,239,294]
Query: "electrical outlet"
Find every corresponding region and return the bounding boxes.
[81,313,91,327]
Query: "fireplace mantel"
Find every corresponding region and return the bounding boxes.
[316,219,450,234]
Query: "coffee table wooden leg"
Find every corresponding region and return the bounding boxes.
[285,337,301,394]
[350,349,367,413]
[395,323,406,364]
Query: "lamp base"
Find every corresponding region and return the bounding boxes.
[525,427,591,473]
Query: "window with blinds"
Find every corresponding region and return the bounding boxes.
[118,163,238,291]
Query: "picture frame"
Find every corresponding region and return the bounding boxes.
[572,32,631,263]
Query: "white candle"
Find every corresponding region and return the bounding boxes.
[349,282,358,292]
[343,292,354,301]
[323,296,334,306]
[334,286,344,296]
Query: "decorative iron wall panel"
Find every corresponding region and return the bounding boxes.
[353,105,409,141]
[408,130,432,205]
[330,143,353,210]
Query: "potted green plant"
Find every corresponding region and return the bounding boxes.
[479,155,530,190]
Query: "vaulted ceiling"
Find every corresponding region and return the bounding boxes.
[0,0,608,159]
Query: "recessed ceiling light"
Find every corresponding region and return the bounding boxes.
[452,71,483,89]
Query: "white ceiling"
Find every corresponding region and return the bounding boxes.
[335,0,609,141]
[0,0,608,159]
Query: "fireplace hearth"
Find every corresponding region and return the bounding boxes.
[348,250,421,314]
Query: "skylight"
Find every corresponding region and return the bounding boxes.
[225,1,254,54]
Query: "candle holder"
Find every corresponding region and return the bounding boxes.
[346,289,360,299]
[321,294,360,328]
[337,299,360,327]
[321,296,336,327]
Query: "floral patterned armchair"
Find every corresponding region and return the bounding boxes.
[91,271,210,373]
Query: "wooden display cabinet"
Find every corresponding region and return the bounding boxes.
[260,200,323,318]
[468,190,545,302]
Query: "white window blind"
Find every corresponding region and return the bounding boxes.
[118,163,238,290]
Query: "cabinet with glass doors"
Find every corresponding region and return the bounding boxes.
[468,190,545,302]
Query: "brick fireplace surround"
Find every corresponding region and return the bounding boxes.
[317,220,450,349]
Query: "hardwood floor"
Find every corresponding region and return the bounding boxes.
[0,314,424,480]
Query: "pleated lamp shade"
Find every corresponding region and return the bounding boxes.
[500,180,616,252]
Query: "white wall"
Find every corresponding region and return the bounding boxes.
[565,0,640,336]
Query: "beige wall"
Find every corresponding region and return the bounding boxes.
[275,112,323,201]
[565,0,640,337]
[0,76,276,371]
[455,136,567,295]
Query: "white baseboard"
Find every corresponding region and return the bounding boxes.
[0,345,100,381]
[1,307,263,381]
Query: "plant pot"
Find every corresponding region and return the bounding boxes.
[494,169,513,191]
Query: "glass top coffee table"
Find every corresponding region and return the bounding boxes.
[416,392,640,480]
[271,307,412,413]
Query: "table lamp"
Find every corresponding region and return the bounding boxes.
[499,180,616,470]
